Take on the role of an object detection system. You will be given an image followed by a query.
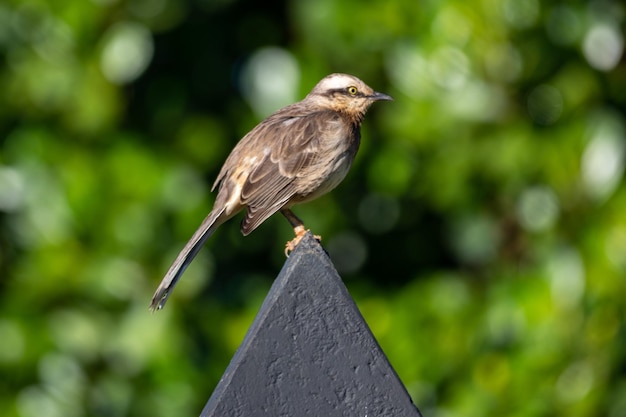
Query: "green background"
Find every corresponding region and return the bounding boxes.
[1,0,625,416]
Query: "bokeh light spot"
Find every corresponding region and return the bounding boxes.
[385,42,430,99]
[547,5,583,46]
[11,163,74,247]
[89,257,146,301]
[100,22,154,85]
[358,193,400,234]
[446,81,508,122]
[17,386,63,417]
[48,309,106,360]
[429,46,469,90]
[516,185,560,232]
[503,0,539,29]
[449,213,500,264]
[527,84,563,125]
[581,115,625,202]
[546,247,585,310]
[0,166,25,212]
[484,43,523,83]
[556,361,594,403]
[38,353,86,400]
[160,165,207,212]
[428,275,470,315]
[583,23,624,71]
[487,302,526,345]
[327,231,368,274]
[240,47,300,118]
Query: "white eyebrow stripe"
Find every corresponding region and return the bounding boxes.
[317,74,354,90]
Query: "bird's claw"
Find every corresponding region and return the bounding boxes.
[284,227,321,256]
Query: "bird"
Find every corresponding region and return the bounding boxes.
[150,73,392,311]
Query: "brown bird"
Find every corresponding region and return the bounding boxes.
[150,73,392,310]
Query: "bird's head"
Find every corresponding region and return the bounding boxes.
[306,73,392,121]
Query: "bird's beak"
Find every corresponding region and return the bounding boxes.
[371,91,393,101]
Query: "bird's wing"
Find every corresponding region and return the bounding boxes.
[238,111,335,234]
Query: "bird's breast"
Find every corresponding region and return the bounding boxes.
[295,123,360,203]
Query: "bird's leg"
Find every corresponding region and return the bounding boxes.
[281,209,321,256]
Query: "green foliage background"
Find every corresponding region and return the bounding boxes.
[1,0,625,416]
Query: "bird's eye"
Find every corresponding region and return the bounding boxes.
[347,86,358,95]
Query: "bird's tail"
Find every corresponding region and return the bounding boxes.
[150,207,226,311]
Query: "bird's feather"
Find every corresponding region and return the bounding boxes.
[237,112,335,234]
[150,206,226,311]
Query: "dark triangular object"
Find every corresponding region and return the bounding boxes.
[201,233,422,417]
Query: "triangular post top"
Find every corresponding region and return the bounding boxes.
[201,233,421,417]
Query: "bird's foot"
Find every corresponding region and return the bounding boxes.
[285,226,321,256]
